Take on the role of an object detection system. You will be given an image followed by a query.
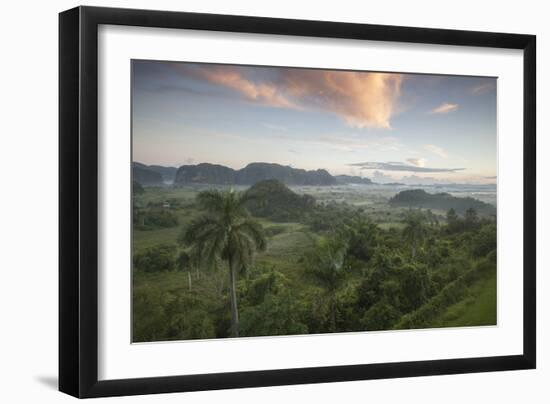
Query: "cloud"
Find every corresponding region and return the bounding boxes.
[277,70,403,128]
[424,144,448,158]
[176,64,403,129]
[406,158,426,167]
[471,82,496,94]
[431,103,458,114]
[198,67,298,109]
[349,161,465,173]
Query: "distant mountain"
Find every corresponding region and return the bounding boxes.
[133,162,178,185]
[238,163,336,186]
[174,162,341,186]
[244,179,315,222]
[334,175,373,185]
[389,189,496,215]
[148,165,178,183]
[175,163,236,185]
[133,163,163,186]
[174,163,373,186]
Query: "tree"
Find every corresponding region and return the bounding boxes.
[307,237,349,331]
[402,210,427,259]
[425,209,439,226]
[132,180,144,195]
[446,208,458,223]
[180,189,266,337]
[133,244,176,273]
[464,207,479,229]
[176,250,193,291]
[342,214,378,262]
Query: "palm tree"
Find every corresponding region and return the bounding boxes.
[176,250,193,291]
[308,237,349,332]
[180,189,266,337]
[402,210,427,259]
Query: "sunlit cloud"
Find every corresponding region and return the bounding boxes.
[431,102,459,114]
[277,70,403,128]
[198,67,298,109]
[424,144,448,158]
[406,158,427,167]
[177,65,403,129]
[349,161,465,173]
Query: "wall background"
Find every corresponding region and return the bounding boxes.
[0,1,546,402]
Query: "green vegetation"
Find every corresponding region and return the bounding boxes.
[244,179,315,222]
[390,189,496,216]
[132,180,497,342]
[179,189,267,337]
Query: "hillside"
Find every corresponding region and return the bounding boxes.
[238,162,336,186]
[335,175,373,185]
[148,165,178,183]
[244,179,316,222]
[173,162,372,186]
[389,189,496,215]
[175,163,236,185]
[133,162,178,185]
[133,163,163,186]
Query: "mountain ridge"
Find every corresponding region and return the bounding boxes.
[169,162,373,186]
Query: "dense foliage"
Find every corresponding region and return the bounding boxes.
[132,183,497,342]
[244,179,315,222]
[133,209,179,230]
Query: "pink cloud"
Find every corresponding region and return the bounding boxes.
[199,68,298,109]
[188,66,403,129]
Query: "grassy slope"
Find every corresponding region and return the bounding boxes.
[432,273,497,327]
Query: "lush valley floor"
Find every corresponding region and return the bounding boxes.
[132,183,497,342]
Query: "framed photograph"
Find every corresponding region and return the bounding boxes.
[59,6,536,398]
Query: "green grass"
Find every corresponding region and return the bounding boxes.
[432,273,497,327]
[256,228,316,282]
[133,226,182,250]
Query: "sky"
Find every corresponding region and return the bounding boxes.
[132,60,497,185]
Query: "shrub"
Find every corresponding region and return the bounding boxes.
[240,292,308,337]
[133,244,176,272]
[361,300,401,331]
[470,223,497,258]
[394,256,496,330]
[134,209,179,230]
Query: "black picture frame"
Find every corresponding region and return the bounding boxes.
[59,5,536,398]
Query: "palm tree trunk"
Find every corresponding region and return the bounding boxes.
[218,272,225,296]
[330,294,337,332]
[228,257,240,337]
[187,271,192,291]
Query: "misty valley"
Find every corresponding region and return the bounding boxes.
[132,161,497,342]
